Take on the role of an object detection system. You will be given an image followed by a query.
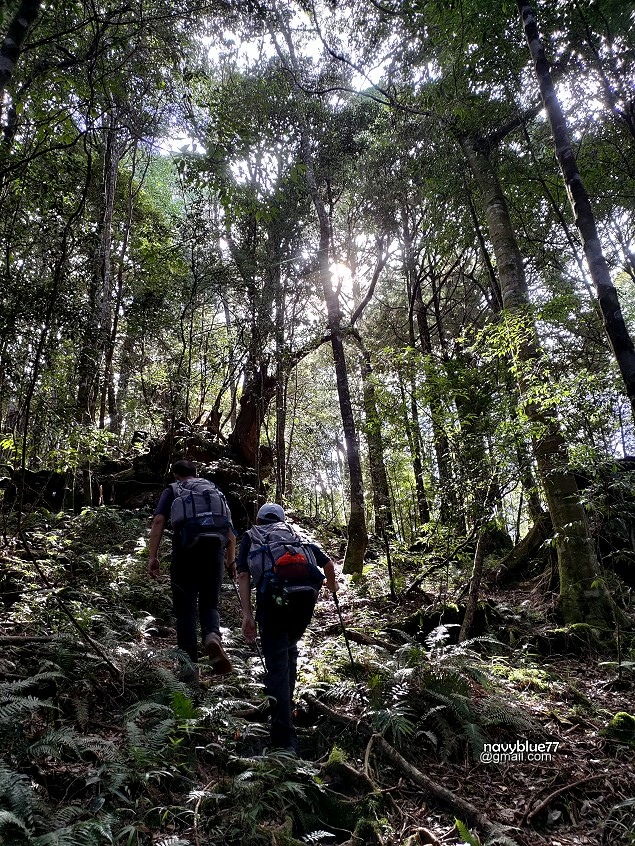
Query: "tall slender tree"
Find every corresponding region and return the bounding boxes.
[517,0,635,424]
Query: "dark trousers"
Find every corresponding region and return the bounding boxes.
[256,591,316,750]
[170,538,225,661]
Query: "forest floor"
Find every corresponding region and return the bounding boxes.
[299,582,635,846]
[0,507,634,846]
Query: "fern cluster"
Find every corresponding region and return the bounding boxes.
[309,623,542,762]
[203,753,324,846]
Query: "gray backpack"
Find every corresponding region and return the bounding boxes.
[247,521,324,596]
[170,479,231,548]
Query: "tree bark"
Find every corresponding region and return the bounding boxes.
[357,339,394,536]
[228,365,276,468]
[462,136,615,628]
[518,0,635,424]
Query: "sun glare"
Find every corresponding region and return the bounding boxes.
[330,262,354,297]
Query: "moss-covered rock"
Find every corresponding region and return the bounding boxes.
[600,712,635,747]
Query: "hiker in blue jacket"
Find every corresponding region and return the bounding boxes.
[237,502,337,752]
[148,459,236,676]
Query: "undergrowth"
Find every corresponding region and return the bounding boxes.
[1,506,631,845]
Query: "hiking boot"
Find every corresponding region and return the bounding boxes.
[203,632,232,675]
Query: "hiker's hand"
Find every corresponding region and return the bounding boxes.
[225,559,237,579]
[242,612,257,644]
[148,555,161,579]
[323,560,337,594]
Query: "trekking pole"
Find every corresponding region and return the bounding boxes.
[230,575,266,673]
[332,591,359,684]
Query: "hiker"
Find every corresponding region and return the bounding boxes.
[148,459,236,677]
[237,502,337,752]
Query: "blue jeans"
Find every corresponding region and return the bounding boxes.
[170,538,225,661]
[257,591,316,750]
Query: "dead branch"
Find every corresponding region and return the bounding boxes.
[371,734,501,837]
[521,774,605,825]
[304,692,371,735]
[404,557,455,596]
[345,629,401,653]
[305,695,512,840]
[315,625,400,652]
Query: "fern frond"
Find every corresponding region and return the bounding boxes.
[420,708,456,759]
[30,728,119,762]
[417,665,471,698]
[0,765,39,827]
[371,706,417,745]
[0,695,52,723]
[124,701,173,722]
[31,816,114,845]
[0,670,64,695]
[438,691,470,721]
[461,664,492,687]
[304,830,336,844]
[463,722,488,760]
[235,770,256,783]
[0,808,31,839]
[455,817,480,844]
[126,717,175,755]
[458,635,506,653]
[73,697,90,730]
[479,698,540,733]
[47,804,86,828]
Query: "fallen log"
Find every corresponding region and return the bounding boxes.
[304,694,518,843]
[305,692,369,734]
[371,735,516,843]
[495,512,552,583]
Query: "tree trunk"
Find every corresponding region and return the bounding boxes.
[228,365,276,468]
[274,249,287,503]
[313,198,367,572]
[270,16,368,573]
[401,207,449,523]
[397,371,430,537]
[0,0,41,98]
[518,0,635,424]
[357,340,394,536]
[76,111,122,424]
[101,141,139,432]
[462,136,615,628]
[458,529,487,643]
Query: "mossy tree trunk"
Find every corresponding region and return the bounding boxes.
[463,136,615,628]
